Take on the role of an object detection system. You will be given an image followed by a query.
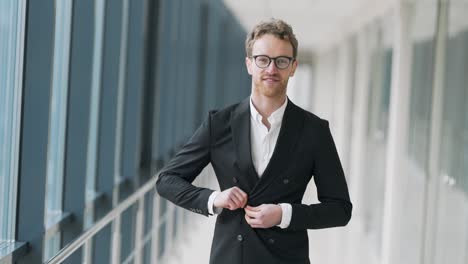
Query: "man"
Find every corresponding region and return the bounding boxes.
[156,19,352,264]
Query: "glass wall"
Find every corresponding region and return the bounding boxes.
[361,15,393,259]
[1,0,248,262]
[85,0,106,208]
[0,0,26,244]
[43,0,74,260]
[44,0,74,226]
[433,1,468,263]
[399,0,438,263]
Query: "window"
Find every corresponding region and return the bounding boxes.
[0,0,26,244]
[85,0,106,211]
[43,0,74,260]
[362,16,393,256]
[432,2,468,262]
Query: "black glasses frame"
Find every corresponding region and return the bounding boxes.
[250,55,295,69]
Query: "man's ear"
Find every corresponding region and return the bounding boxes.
[289,59,298,77]
[245,57,253,75]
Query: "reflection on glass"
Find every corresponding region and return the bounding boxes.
[43,0,73,260]
[361,16,393,258]
[82,0,106,261]
[0,0,25,244]
[433,2,468,263]
[401,1,437,263]
[85,0,106,206]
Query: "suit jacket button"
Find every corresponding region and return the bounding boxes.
[232,177,238,183]
[283,179,289,184]
[237,235,243,242]
[268,238,275,244]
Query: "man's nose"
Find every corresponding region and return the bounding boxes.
[265,61,279,73]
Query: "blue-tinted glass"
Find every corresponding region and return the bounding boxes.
[85,0,106,204]
[43,0,73,260]
[0,0,26,243]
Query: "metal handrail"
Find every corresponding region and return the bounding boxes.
[45,176,158,264]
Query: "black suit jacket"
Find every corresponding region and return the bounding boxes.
[156,97,352,264]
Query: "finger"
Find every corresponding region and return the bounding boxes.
[241,199,248,208]
[245,214,261,226]
[227,198,238,210]
[232,187,248,202]
[232,190,247,208]
[234,187,248,199]
[244,214,251,224]
[245,206,261,214]
[239,191,249,208]
[244,208,260,218]
[245,205,261,211]
[228,194,243,209]
[250,224,265,229]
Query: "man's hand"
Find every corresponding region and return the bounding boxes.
[213,187,248,210]
[244,204,282,228]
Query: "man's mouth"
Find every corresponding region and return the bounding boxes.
[262,76,280,82]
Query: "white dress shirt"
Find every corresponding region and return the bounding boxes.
[207,97,292,229]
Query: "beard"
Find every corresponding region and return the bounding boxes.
[253,74,289,98]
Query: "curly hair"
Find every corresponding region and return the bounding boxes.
[245,18,298,58]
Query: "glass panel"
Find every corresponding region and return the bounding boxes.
[433,1,468,263]
[407,0,437,171]
[0,0,25,243]
[342,37,357,176]
[43,233,60,261]
[82,1,106,261]
[85,0,106,204]
[361,16,393,259]
[399,0,437,263]
[43,0,73,260]
[144,191,154,234]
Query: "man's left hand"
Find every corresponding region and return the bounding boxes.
[244,204,282,228]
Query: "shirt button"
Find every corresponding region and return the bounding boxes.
[232,177,238,183]
[283,179,289,184]
[237,235,243,242]
[268,238,275,244]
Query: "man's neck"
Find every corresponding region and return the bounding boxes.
[250,93,287,119]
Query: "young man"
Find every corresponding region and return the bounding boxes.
[156,19,352,264]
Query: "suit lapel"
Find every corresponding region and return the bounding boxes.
[250,100,305,197]
[230,98,259,192]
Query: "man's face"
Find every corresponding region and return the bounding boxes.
[246,34,298,98]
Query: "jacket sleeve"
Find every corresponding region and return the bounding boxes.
[155,112,214,216]
[288,120,353,230]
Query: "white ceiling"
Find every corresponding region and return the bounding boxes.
[223,0,393,56]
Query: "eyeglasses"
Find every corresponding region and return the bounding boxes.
[250,55,295,70]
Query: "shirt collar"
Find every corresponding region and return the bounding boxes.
[249,96,288,126]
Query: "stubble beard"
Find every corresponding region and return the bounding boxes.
[254,76,289,98]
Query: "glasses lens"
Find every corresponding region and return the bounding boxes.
[275,57,290,69]
[255,56,270,68]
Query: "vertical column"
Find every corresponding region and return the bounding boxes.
[16,0,55,263]
[151,192,161,263]
[93,0,124,262]
[110,0,130,262]
[346,27,372,264]
[421,0,449,263]
[133,198,145,264]
[381,1,415,264]
[62,0,95,263]
[333,40,354,165]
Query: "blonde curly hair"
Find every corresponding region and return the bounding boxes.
[245,18,298,58]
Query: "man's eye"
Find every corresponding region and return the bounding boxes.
[277,59,288,64]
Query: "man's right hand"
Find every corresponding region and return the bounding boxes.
[213,187,248,210]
